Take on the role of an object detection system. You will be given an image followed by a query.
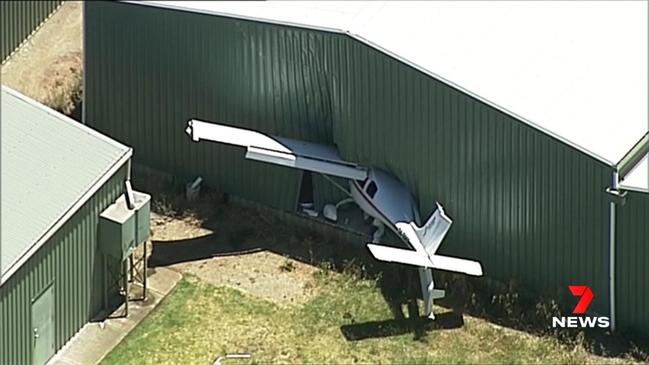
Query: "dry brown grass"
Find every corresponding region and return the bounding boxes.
[42,50,82,115]
[1,2,83,114]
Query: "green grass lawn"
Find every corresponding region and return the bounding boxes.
[101,269,635,365]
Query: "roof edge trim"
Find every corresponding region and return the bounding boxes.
[616,132,649,179]
[0,148,133,286]
[127,1,347,34]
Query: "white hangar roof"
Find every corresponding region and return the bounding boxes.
[140,1,649,189]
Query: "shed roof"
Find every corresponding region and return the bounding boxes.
[138,0,648,189]
[1,86,131,282]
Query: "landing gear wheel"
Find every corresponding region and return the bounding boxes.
[371,218,385,243]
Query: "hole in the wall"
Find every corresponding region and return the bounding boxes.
[297,171,315,215]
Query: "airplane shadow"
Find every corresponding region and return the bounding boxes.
[341,311,464,341]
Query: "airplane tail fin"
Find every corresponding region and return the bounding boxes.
[367,205,482,320]
[413,203,452,257]
[366,203,483,277]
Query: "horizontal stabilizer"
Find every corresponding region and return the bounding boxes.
[367,244,483,276]
[366,244,432,267]
[430,255,483,276]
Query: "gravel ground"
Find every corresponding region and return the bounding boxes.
[148,210,321,306]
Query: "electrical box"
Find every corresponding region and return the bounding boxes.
[99,189,151,260]
[99,195,136,260]
[132,190,151,245]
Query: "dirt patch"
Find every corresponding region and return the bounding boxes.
[149,211,319,306]
[150,213,212,242]
[1,2,83,114]
[132,166,367,306]
[177,251,318,306]
[131,162,375,307]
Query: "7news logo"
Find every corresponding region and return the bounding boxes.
[552,285,610,328]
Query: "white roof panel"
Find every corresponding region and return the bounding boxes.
[143,1,649,188]
[1,86,131,280]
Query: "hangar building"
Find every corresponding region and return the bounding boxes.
[83,1,649,338]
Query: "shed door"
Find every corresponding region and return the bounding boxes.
[32,284,54,365]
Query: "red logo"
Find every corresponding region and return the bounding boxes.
[568,285,594,314]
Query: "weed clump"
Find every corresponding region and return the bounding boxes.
[43,51,82,115]
[278,259,296,273]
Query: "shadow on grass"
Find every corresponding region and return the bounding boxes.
[341,311,464,341]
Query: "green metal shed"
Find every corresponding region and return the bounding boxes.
[0,0,63,62]
[0,86,132,365]
[83,1,649,337]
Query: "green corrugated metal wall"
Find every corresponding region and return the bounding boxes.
[1,0,62,62]
[616,189,649,338]
[85,2,615,314]
[84,3,310,211]
[0,165,127,365]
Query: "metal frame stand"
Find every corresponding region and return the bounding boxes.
[128,241,148,301]
[104,254,130,318]
[123,259,129,317]
[102,242,149,319]
[371,218,385,243]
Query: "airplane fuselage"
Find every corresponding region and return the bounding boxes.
[349,167,421,243]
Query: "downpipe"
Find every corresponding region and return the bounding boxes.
[609,170,619,332]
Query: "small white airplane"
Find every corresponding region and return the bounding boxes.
[185,119,483,319]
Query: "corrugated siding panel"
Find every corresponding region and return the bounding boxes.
[0,165,127,365]
[0,0,62,62]
[84,3,345,211]
[332,39,613,314]
[85,2,613,313]
[616,190,649,338]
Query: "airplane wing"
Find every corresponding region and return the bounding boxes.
[185,119,367,180]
